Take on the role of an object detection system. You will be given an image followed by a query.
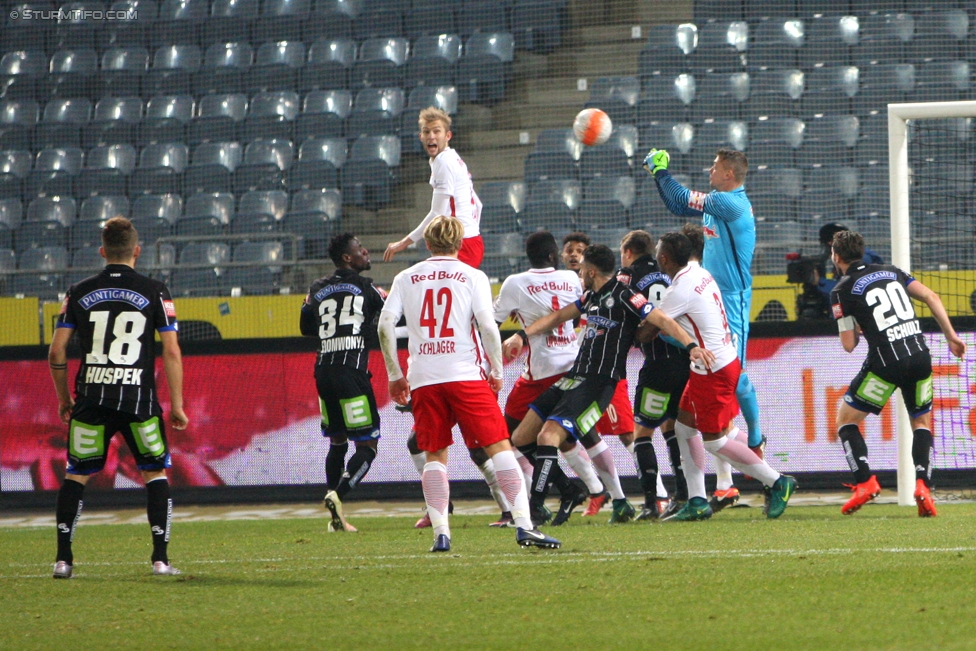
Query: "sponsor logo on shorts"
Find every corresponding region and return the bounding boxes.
[856,373,896,407]
[639,388,670,420]
[576,402,602,436]
[70,422,105,459]
[130,417,165,457]
[916,375,933,406]
[340,395,374,428]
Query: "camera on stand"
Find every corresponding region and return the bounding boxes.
[786,251,830,320]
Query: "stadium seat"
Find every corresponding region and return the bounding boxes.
[534,129,581,160]
[193,43,254,95]
[801,114,859,165]
[282,188,340,257]
[288,137,344,190]
[694,71,749,121]
[524,151,577,183]
[691,120,748,172]
[233,188,288,234]
[246,41,305,95]
[88,96,143,145]
[95,46,149,98]
[70,244,105,271]
[405,34,461,89]
[510,0,560,53]
[526,179,580,211]
[131,142,187,194]
[295,89,352,141]
[638,72,696,125]
[184,141,241,193]
[518,201,573,234]
[353,7,403,41]
[799,15,859,68]
[128,214,173,246]
[10,246,68,298]
[351,37,409,90]
[456,32,513,103]
[909,10,968,63]
[28,146,84,196]
[853,63,914,116]
[579,138,634,181]
[254,0,310,44]
[171,242,228,296]
[144,45,201,96]
[150,0,208,49]
[911,60,970,103]
[223,241,284,294]
[98,0,154,49]
[744,68,803,119]
[177,191,234,236]
[479,181,525,233]
[0,150,33,179]
[34,97,91,149]
[188,93,248,145]
[4,6,52,52]
[456,0,507,37]
[854,13,914,67]
[78,194,129,221]
[0,99,39,151]
[69,216,106,251]
[340,135,400,207]
[234,138,292,192]
[18,196,76,251]
[638,121,694,173]
[345,87,405,138]
[747,19,804,71]
[576,175,635,231]
[748,167,802,221]
[0,50,48,78]
[299,37,356,93]
[0,198,25,235]
[404,6,454,39]
[692,21,748,74]
[242,90,299,142]
[204,0,259,47]
[638,24,697,78]
[799,165,858,222]
[585,76,639,125]
[42,48,97,101]
[748,117,804,168]
[801,66,858,117]
[132,192,183,223]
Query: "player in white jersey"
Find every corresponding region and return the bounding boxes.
[378,216,560,552]
[493,232,606,526]
[383,107,484,268]
[644,232,797,521]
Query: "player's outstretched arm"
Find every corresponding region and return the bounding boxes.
[48,327,74,425]
[642,308,716,368]
[475,309,505,393]
[378,310,410,404]
[502,301,581,360]
[160,330,188,430]
[907,280,967,358]
[384,194,453,261]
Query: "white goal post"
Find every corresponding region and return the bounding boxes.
[887,100,976,506]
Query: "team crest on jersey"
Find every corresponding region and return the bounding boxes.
[604,297,615,308]
[703,225,718,239]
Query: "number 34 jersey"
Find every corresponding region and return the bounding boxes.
[56,264,179,418]
[831,262,929,366]
[382,256,494,390]
[301,267,387,373]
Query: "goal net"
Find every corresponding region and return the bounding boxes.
[889,101,976,505]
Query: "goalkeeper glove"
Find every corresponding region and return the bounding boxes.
[643,149,670,175]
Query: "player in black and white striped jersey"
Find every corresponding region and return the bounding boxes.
[301,233,387,533]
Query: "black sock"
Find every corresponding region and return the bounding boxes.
[912,428,934,487]
[336,445,376,500]
[530,445,558,505]
[633,436,660,505]
[55,479,85,564]
[517,442,538,463]
[549,463,575,496]
[838,424,872,484]
[325,441,349,490]
[146,478,172,565]
[663,430,687,501]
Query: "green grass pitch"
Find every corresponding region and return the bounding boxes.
[3,503,976,650]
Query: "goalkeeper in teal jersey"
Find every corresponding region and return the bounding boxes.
[644,149,766,465]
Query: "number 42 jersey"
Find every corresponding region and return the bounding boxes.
[831,262,929,366]
[56,264,179,418]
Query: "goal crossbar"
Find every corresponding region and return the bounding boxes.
[887,100,976,506]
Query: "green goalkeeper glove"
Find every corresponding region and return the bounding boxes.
[643,149,670,174]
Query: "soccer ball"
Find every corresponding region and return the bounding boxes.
[573,108,613,147]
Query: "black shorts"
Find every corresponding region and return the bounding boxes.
[67,397,170,475]
[633,354,690,429]
[844,353,933,418]
[529,375,618,442]
[315,365,381,442]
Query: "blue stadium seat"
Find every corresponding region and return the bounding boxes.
[802,66,859,117]
[130,142,187,194]
[233,188,287,233]
[576,175,634,231]
[801,114,859,165]
[204,0,260,48]
[585,76,639,125]
[353,7,403,41]
[254,0,310,43]
[188,92,246,145]
[242,90,299,142]
[144,45,201,96]
[0,99,39,151]
[405,34,461,89]
[42,48,97,101]
[10,246,68,298]
[510,0,560,53]
[184,141,241,193]
[854,12,914,67]
[798,165,858,223]
[34,97,91,149]
[150,0,208,49]
[232,138,292,193]
[78,194,128,221]
[744,68,803,120]
[177,191,234,236]
[77,144,137,195]
[479,180,525,233]
[910,60,970,103]
[245,41,305,95]
[281,187,341,257]
[95,46,148,98]
[288,136,344,189]
[457,1,507,37]
[748,167,802,221]
[694,71,749,121]
[341,135,399,208]
[800,15,860,68]
[690,120,748,171]
[524,151,577,183]
[351,37,409,90]
[853,63,914,116]
[28,146,83,197]
[18,196,76,251]
[0,150,33,179]
[171,241,229,296]
[194,43,254,95]
[747,19,803,71]
[747,117,804,168]
[638,24,697,78]
[692,21,748,74]
[296,89,352,141]
[345,87,404,138]
[534,128,581,160]
[638,72,696,124]
[404,7,455,39]
[223,241,285,294]
[300,37,356,93]
[638,121,694,173]
[456,32,513,103]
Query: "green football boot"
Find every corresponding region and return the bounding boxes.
[766,475,798,519]
[661,496,713,522]
[608,498,636,524]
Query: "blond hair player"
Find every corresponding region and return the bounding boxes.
[378,216,560,552]
[383,108,484,267]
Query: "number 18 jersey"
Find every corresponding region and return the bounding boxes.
[56,264,179,418]
[831,262,928,366]
[382,256,494,390]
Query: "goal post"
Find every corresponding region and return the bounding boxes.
[888,100,976,506]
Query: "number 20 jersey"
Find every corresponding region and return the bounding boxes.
[56,264,179,418]
[382,256,494,390]
[831,262,928,366]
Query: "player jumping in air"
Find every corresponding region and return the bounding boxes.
[618,230,689,520]
[378,216,560,552]
[643,233,797,521]
[384,107,484,268]
[829,230,965,516]
[503,245,708,526]
[301,234,387,533]
[645,148,762,510]
[49,217,187,578]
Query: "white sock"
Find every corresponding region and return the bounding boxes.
[490,450,533,530]
[513,449,534,488]
[703,435,781,488]
[411,451,426,476]
[675,421,707,500]
[477,458,511,512]
[562,443,604,495]
[714,427,740,491]
[656,472,669,499]
[421,461,450,538]
[587,440,625,500]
